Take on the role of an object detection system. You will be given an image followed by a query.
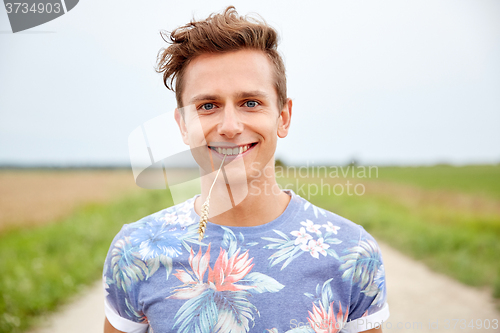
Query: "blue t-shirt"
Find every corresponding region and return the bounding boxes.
[103,190,389,333]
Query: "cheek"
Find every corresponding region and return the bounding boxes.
[189,132,207,145]
[185,118,211,144]
[263,124,280,140]
[253,117,279,134]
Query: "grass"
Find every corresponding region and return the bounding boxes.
[0,189,174,333]
[375,164,500,199]
[277,164,500,302]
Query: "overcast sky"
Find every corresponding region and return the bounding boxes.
[1,0,499,167]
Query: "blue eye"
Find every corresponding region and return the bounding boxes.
[201,103,215,111]
[245,100,258,108]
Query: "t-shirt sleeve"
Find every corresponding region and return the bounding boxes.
[342,226,390,332]
[103,225,149,333]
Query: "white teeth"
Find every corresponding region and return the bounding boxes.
[210,144,253,155]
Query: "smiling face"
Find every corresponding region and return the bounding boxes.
[175,49,291,184]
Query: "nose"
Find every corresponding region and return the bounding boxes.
[217,105,243,138]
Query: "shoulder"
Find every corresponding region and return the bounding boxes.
[116,196,197,237]
[105,196,199,261]
[291,192,370,244]
[103,195,201,285]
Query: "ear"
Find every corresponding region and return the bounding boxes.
[277,98,292,138]
[174,108,190,145]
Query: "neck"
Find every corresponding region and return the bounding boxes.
[194,164,290,227]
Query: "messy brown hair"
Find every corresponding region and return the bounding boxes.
[155,6,287,110]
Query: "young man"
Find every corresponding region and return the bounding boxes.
[104,6,389,333]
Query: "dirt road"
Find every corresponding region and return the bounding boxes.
[29,242,500,333]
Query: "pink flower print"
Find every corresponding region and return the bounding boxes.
[169,246,256,299]
[322,222,340,234]
[290,227,313,245]
[301,240,320,259]
[207,248,255,292]
[170,244,211,300]
[308,301,349,333]
[315,238,330,257]
[301,219,321,234]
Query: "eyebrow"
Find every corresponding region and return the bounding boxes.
[188,90,270,104]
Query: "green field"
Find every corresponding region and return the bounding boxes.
[375,164,500,198]
[1,165,499,332]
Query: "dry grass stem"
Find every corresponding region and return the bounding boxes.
[198,155,226,241]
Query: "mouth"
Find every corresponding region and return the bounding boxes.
[208,142,257,157]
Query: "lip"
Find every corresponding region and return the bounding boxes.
[207,141,256,148]
[207,142,257,160]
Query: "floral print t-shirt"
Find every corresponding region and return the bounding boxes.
[103,190,389,333]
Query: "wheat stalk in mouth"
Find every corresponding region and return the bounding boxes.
[198,154,227,241]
